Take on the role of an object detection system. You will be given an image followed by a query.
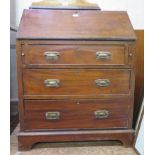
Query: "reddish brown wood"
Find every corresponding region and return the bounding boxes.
[16,10,136,151]
[133,30,144,127]
[24,44,128,66]
[17,10,136,41]
[21,40,134,45]
[23,69,131,97]
[23,98,130,131]
[16,41,25,131]
[18,129,135,151]
[21,40,134,69]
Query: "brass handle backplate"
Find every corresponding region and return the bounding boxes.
[94,110,109,119]
[96,51,111,60]
[95,79,110,87]
[44,51,60,60]
[45,112,60,120]
[44,79,60,87]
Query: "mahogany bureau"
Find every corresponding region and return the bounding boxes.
[16,9,136,150]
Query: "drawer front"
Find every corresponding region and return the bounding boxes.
[23,69,131,97]
[24,99,130,131]
[23,44,128,67]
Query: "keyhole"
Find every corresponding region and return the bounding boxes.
[77,101,80,104]
[129,53,133,57]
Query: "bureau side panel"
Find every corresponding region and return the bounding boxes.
[16,40,25,130]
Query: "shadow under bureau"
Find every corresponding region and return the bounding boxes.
[16,9,136,150]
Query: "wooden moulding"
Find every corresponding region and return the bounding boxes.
[30,0,99,10]
[18,129,135,151]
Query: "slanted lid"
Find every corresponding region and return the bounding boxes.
[17,9,136,41]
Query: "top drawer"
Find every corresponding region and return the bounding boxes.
[22,44,130,68]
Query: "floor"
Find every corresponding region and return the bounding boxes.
[11,125,138,155]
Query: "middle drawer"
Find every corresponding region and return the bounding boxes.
[23,69,131,98]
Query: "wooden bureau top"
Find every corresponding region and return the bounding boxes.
[17,9,136,41]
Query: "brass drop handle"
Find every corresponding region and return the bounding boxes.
[44,79,60,87]
[45,112,60,120]
[44,51,60,60]
[96,51,111,60]
[94,110,109,119]
[95,79,110,87]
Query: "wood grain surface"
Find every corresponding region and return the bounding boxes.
[16,10,137,151]
[133,30,144,127]
[18,129,135,150]
[23,69,131,97]
[24,44,128,66]
[31,0,99,9]
[17,10,136,41]
[24,98,130,131]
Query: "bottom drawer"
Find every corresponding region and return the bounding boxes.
[24,98,131,131]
